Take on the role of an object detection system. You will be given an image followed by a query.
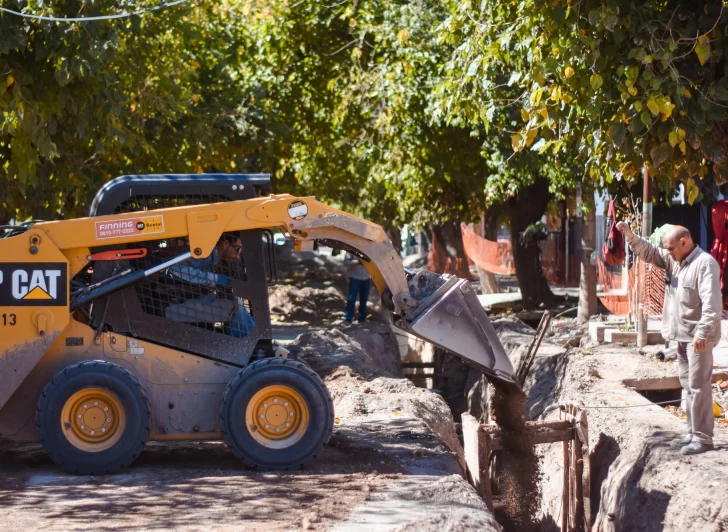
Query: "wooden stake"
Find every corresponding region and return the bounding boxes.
[516,311,552,386]
[577,409,591,529]
[482,433,493,512]
[562,439,570,532]
[461,413,486,499]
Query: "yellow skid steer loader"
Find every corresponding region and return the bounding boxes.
[0,174,513,474]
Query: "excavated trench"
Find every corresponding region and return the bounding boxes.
[427,315,728,532]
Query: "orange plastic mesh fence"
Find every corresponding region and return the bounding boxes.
[640,260,665,318]
[596,258,664,318]
[460,223,516,275]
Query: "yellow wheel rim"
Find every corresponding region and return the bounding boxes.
[245,385,310,449]
[60,388,126,452]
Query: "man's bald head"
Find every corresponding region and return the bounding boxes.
[662,225,695,261]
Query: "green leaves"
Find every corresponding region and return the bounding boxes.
[650,143,671,168]
[467,56,482,77]
[432,0,728,197]
[695,35,710,66]
[1,0,273,219]
[647,95,675,120]
[590,74,604,90]
[646,97,660,116]
[608,124,626,148]
[640,111,653,127]
[686,178,700,205]
[603,14,619,32]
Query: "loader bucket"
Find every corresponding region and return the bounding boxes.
[399,275,515,386]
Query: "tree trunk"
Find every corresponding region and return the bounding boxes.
[384,224,402,257]
[474,218,500,294]
[429,221,472,278]
[506,179,554,307]
[421,226,432,254]
[578,185,598,323]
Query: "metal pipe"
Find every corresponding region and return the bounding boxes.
[637,166,653,348]
[146,251,192,275]
[71,251,192,311]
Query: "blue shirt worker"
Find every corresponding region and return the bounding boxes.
[617,222,721,455]
[344,252,371,324]
[166,236,255,338]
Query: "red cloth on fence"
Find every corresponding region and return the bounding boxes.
[602,200,625,266]
[710,200,728,309]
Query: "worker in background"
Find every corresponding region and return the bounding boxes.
[344,252,371,324]
[617,222,721,455]
[167,235,255,337]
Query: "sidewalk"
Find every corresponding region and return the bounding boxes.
[477,286,580,309]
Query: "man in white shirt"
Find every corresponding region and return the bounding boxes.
[617,222,721,455]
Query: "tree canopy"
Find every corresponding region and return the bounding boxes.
[438,0,728,204]
[0,0,269,221]
[4,0,727,227]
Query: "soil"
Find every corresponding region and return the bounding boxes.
[492,315,728,531]
[431,315,545,530]
[0,343,495,531]
[268,242,350,326]
[491,385,541,532]
[269,242,386,327]
[292,322,403,380]
[269,284,347,325]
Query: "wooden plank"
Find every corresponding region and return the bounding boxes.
[515,311,552,386]
[481,419,572,433]
[519,311,552,387]
[562,440,569,532]
[566,404,576,532]
[569,430,576,532]
[400,362,437,369]
[622,372,728,391]
[481,419,574,451]
[577,409,592,530]
[488,428,573,451]
[482,433,494,512]
[461,414,487,501]
[573,435,585,530]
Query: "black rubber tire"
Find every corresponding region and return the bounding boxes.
[220,358,334,470]
[36,360,151,475]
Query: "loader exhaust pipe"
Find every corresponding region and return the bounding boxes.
[70,251,192,311]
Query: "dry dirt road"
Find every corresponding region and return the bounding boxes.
[0,376,499,532]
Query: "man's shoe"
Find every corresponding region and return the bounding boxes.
[670,434,693,448]
[680,441,713,455]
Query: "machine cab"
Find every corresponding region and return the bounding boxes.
[86,174,277,365]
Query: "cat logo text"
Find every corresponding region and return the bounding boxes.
[0,263,68,307]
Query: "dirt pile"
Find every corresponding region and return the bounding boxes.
[269,241,389,325]
[269,285,346,325]
[327,376,465,469]
[291,321,402,380]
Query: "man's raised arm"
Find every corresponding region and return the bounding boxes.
[616,221,669,270]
